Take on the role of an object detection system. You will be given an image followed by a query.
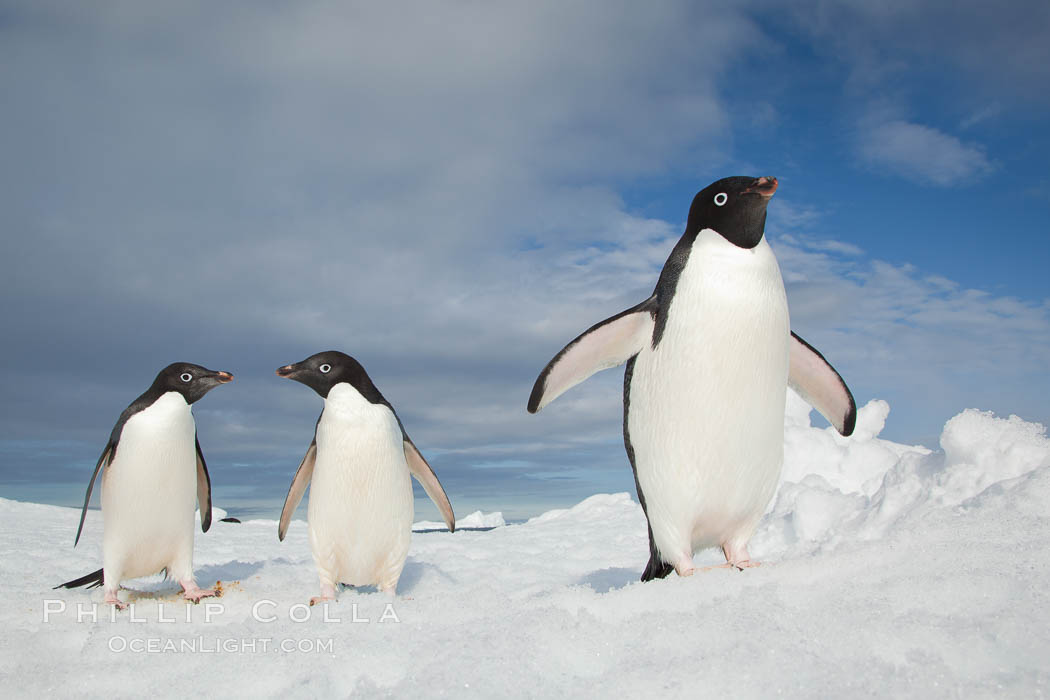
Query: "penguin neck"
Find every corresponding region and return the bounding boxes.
[323,384,391,425]
[679,228,783,299]
[696,227,769,257]
[139,391,192,422]
[117,391,195,458]
[653,228,778,347]
[317,384,402,453]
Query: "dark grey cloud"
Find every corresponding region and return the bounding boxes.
[0,0,765,516]
[767,0,1050,103]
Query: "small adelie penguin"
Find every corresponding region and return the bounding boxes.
[276,351,455,603]
[56,363,233,607]
[528,176,856,581]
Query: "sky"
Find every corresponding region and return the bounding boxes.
[1,0,1048,520]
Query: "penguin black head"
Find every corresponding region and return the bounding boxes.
[276,351,385,403]
[685,176,778,249]
[150,363,234,404]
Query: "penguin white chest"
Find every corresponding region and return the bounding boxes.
[101,392,197,579]
[629,231,789,558]
[308,384,414,587]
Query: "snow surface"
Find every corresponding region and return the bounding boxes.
[2,396,1049,697]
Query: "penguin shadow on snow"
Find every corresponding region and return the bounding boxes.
[195,559,265,586]
[576,550,760,593]
[287,560,455,598]
[118,560,264,602]
[392,559,457,595]
[576,567,639,593]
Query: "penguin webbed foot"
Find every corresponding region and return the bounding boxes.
[179,580,217,603]
[183,589,217,604]
[673,560,696,577]
[310,583,337,606]
[104,592,127,610]
[722,543,761,571]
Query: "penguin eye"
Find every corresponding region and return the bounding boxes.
[180,373,193,383]
[714,192,728,206]
[318,364,332,374]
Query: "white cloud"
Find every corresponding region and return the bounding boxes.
[778,234,864,257]
[959,103,1002,130]
[857,119,993,186]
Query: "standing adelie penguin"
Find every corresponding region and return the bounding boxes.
[528,176,856,581]
[276,351,455,603]
[56,363,233,607]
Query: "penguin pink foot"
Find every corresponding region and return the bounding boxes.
[310,583,337,606]
[104,592,127,610]
[180,580,216,603]
[722,543,760,570]
[673,559,696,577]
[379,584,407,598]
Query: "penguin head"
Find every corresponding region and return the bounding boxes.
[685,176,777,249]
[276,351,382,401]
[151,363,234,404]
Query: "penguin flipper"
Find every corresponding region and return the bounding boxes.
[789,332,857,436]
[74,444,112,547]
[404,439,456,532]
[195,435,213,533]
[278,441,316,541]
[528,296,658,413]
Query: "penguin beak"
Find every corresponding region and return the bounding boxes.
[743,176,778,198]
[214,371,234,384]
[275,364,297,379]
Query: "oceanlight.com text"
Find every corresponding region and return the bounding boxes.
[107,635,334,654]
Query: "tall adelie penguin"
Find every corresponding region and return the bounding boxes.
[528,176,856,581]
[276,351,456,603]
[56,363,233,607]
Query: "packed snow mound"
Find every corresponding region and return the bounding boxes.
[781,392,926,496]
[412,509,506,531]
[760,398,1050,558]
[524,492,635,525]
[2,401,1049,696]
[939,409,1050,503]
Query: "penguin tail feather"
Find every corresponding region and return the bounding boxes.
[640,556,674,582]
[54,568,104,590]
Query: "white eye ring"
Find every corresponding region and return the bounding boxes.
[180,373,193,383]
[319,364,331,374]
[714,192,728,206]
